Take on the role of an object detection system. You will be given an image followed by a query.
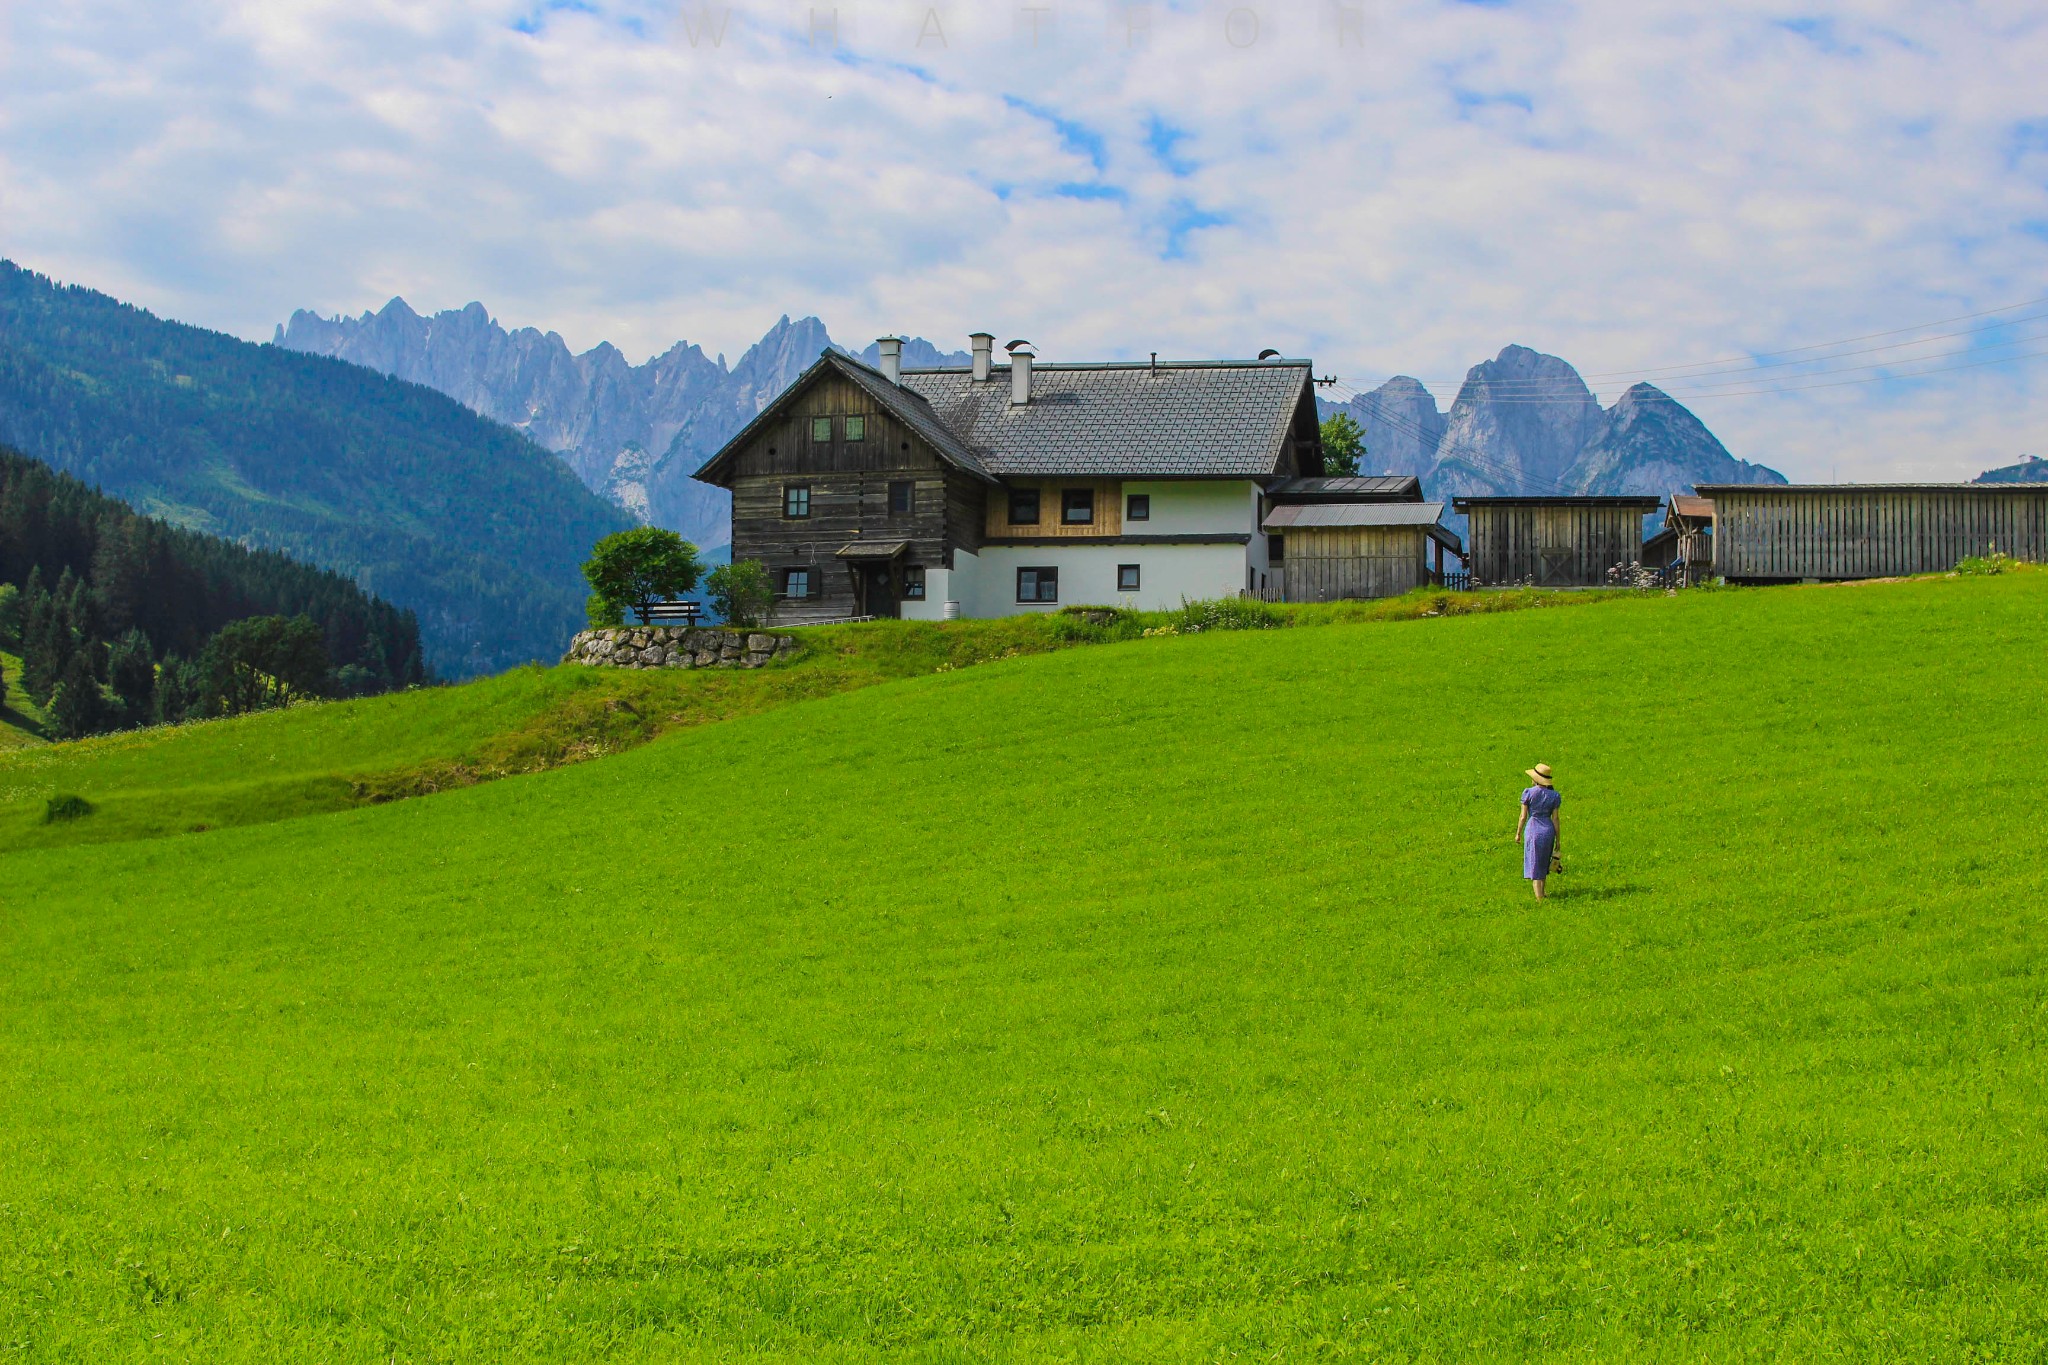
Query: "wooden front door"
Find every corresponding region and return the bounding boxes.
[857,564,898,618]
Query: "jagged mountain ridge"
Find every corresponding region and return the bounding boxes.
[276,302,968,547]
[1323,344,1786,502]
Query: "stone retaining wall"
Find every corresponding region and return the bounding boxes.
[564,626,799,670]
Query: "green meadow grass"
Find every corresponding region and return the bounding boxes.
[0,589,1604,854]
[3,576,2046,1360]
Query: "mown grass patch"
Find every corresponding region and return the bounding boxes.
[1,574,2044,1360]
[0,648,47,750]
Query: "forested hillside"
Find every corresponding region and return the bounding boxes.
[0,262,632,676]
[0,445,423,738]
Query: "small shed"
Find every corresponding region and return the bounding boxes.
[1262,501,1462,601]
[1452,496,1663,587]
[1642,493,1715,585]
[1697,483,2048,581]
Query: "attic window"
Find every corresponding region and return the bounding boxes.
[811,416,832,442]
[845,415,867,442]
[1008,488,1041,525]
[1062,488,1095,525]
[1126,493,1150,521]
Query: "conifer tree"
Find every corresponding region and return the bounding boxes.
[107,628,155,729]
[49,652,108,740]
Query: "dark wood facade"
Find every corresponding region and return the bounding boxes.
[1701,485,2048,581]
[1453,497,1662,587]
[714,371,989,623]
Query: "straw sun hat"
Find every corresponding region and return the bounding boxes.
[1526,763,1554,787]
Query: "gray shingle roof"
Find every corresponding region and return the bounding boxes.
[898,360,1312,478]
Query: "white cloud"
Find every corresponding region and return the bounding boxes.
[2,0,2046,478]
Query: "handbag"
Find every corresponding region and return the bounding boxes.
[1549,853,1564,875]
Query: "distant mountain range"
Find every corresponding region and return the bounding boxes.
[0,261,631,677]
[277,301,967,548]
[281,308,1782,532]
[1321,345,1787,500]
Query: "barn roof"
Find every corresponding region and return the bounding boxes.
[1452,495,1662,511]
[1696,483,2048,495]
[1268,475,1423,503]
[1668,494,1716,519]
[898,359,1315,478]
[1263,501,1447,529]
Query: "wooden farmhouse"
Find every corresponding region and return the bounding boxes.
[1261,476,1463,601]
[694,338,1462,621]
[1451,496,1663,587]
[1697,483,2048,581]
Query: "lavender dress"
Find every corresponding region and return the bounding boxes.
[1522,786,1561,879]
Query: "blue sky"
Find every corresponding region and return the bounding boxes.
[1,0,2046,479]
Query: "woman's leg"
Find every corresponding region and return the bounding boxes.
[1532,877,1546,899]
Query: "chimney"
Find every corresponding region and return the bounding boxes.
[970,332,994,382]
[1010,346,1034,405]
[876,336,903,384]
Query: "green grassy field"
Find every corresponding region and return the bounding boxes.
[3,576,2046,1361]
[0,589,1597,854]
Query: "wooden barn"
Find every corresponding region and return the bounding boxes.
[1697,483,2048,582]
[1642,493,1715,586]
[1452,496,1662,587]
[1261,501,1462,601]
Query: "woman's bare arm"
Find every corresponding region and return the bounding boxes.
[1515,801,1527,840]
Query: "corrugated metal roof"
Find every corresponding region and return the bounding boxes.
[1263,501,1448,530]
[898,360,1311,477]
[1268,475,1422,503]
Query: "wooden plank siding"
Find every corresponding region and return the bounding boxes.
[1465,504,1649,587]
[982,478,1123,540]
[720,372,987,623]
[1711,487,2048,580]
[1281,526,1427,601]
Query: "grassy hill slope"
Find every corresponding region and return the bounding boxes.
[3,577,2046,1360]
[0,261,631,676]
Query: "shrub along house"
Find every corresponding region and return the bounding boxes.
[694,336,1456,622]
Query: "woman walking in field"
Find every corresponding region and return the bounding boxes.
[1516,763,1562,899]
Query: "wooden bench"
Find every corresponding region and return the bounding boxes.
[641,600,705,627]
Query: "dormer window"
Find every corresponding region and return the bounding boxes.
[811,416,832,442]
